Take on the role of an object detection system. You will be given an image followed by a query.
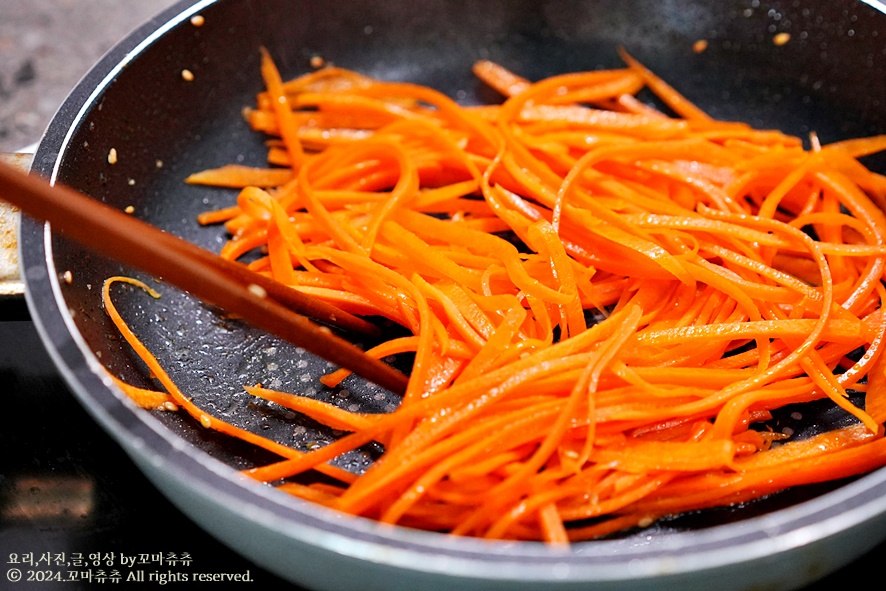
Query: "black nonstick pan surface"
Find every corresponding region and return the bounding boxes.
[19,0,886,589]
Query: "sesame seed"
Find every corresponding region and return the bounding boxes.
[124,205,135,214]
[190,14,205,26]
[107,148,118,164]
[62,270,73,284]
[247,283,267,298]
[693,39,708,53]
[773,32,791,46]
[181,69,195,82]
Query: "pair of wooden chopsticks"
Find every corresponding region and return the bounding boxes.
[0,160,409,396]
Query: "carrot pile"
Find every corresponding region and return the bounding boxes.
[104,48,886,543]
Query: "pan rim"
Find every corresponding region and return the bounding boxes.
[19,0,886,586]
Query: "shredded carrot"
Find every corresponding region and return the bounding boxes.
[185,164,293,188]
[107,374,176,410]
[108,50,886,544]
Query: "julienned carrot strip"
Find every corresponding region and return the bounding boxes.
[374,399,566,523]
[633,317,865,348]
[245,385,382,433]
[629,426,886,517]
[103,51,886,544]
[393,210,574,304]
[455,305,527,384]
[260,47,306,168]
[463,305,645,535]
[318,335,467,389]
[864,345,886,424]
[823,135,886,159]
[618,47,713,122]
[185,164,294,188]
[472,59,531,97]
[323,310,637,510]
[526,220,586,338]
[108,373,176,410]
[615,93,669,118]
[520,104,689,137]
[800,352,880,433]
[101,277,356,484]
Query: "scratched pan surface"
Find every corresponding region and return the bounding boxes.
[19,0,886,589]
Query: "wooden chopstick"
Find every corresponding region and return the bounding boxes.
[0,160,409,396]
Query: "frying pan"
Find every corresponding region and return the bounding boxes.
[18,0,886,589]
